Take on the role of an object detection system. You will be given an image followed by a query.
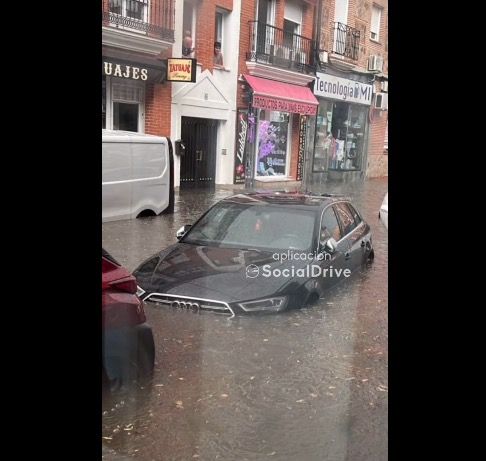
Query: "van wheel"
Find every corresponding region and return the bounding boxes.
[137,209,156,218]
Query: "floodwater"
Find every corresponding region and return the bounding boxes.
[102,178,388,461]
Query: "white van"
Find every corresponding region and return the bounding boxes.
[102,130,174,222]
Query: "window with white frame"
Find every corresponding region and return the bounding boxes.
[214,9,229,66]
[105,78,145,133]
[370,5,382,41]
[109,0,148,21]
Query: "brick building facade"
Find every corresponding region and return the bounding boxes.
[308,0,388,186]
[236,0,320,186]
[102,0,388,188]
[102,0,175,136]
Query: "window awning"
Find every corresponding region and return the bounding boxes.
[244,75,318,116]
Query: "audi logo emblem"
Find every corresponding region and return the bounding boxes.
[171,300,200,310]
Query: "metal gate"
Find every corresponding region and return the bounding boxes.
[180,117,217,189]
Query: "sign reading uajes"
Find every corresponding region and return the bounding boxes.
[252,95,317,115]
[103,62,148,80]
[314,72,372,106]
[167,58,196,82]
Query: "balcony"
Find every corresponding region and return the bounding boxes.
[331,22,360,61]
[102,0,175,54]
[246,21,316,83]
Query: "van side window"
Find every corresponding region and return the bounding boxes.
[320,207,342,242]
[334,202,356,236]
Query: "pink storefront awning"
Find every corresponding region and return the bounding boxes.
[244,75,318,116]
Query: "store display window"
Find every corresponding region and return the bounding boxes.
[255,110,290,177]
[313,101,368,172]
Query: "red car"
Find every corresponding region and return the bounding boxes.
[102,248,155,391]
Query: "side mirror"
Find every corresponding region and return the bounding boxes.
[176,224,192,240]
[174,139,186,156]
[322,237,337,254]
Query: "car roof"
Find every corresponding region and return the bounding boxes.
[220,192,351,210]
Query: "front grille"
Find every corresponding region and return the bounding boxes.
[144,293,234,316]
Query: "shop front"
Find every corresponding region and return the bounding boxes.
[309,71,373,185]
[102,47,168,133]
[240,75,318,187]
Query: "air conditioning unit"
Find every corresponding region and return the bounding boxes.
[374,92,388,110]
[381,80,388,92]
[319,50,328,64]
[368,55,384,72]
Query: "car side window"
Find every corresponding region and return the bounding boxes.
[320,207,342,242]
[334,202,356,236]
[346,203,362,227]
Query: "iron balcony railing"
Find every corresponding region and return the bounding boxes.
[103,0,175,42]
[247,21,317,73]
[332,22,360,61]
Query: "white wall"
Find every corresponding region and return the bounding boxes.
[171,0,241,187]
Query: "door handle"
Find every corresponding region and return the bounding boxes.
[196,150,203,161]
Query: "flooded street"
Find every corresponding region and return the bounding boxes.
[102,178,388,461]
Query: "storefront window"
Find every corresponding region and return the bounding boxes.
[313,101,334,172]
[313,101,367,172]
[106,79,144,133]
[113,102,139,132]
[256,110,290,177]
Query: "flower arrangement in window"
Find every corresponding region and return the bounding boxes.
[258,121,280,161]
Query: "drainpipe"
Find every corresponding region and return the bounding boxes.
[314,0,324,64]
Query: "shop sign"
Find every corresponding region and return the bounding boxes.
[166,58,196,82]
[234,110,247,184]
[314,73,372,105]
[297,116,307,181]
[252,95,317,116]
[103,61,148,80]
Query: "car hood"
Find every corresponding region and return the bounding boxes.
[133,243,312,303]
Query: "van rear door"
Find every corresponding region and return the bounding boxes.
[130,140,168,217]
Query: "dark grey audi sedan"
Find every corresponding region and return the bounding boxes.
[133,192,374,316]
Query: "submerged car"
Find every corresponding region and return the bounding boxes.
[102,249,155,391]
[134,192,374,316]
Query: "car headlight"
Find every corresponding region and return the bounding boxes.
[238,296,288,312]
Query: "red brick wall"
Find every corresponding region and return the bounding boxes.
[367,108,388,177]
[237,0,257,107]
[237,0,316,107]
[318,0,388,72]
[217,0,233,10]
[302,2,314,40]
[145,82,172,136]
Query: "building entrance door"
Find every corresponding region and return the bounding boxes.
[180,117,217,189]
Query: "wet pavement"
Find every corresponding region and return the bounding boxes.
[102,178,388,461]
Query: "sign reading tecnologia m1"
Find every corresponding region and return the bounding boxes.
[314,72,372,105]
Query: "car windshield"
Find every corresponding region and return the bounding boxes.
[182,202,317,251]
